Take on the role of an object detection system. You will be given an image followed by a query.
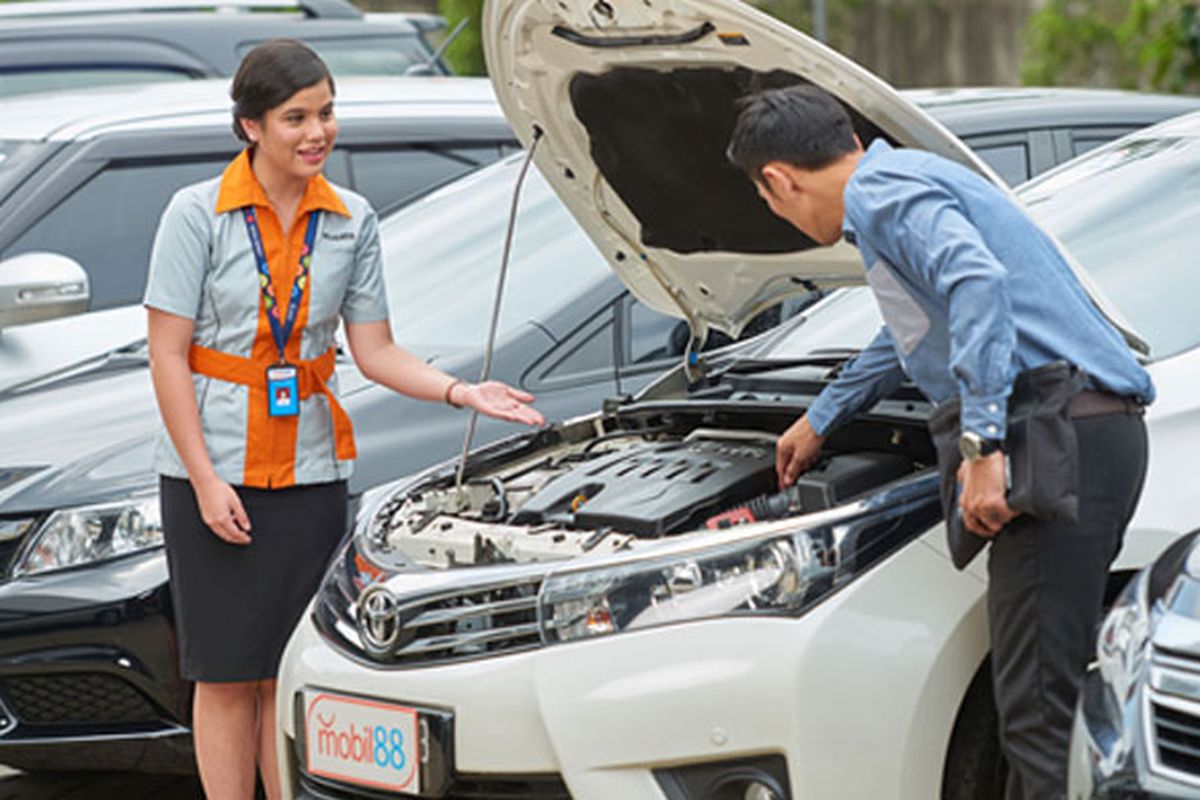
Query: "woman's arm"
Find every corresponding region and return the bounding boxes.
[147,308,252,544]
[344,320,544,427]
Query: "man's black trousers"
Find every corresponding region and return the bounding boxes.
[987,410,1148,800]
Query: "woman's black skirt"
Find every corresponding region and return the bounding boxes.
[160,476,348,682]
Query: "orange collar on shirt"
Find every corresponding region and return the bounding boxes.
[214,148,350,218]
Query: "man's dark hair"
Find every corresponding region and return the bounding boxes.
[727,84,857,180]
[231,39,335,143]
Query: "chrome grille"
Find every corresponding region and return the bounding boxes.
[1153,701,1200,777]
[315,543,545,667]
[1149,647,1200,785]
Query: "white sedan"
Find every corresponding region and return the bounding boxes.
[276,1,1200,798]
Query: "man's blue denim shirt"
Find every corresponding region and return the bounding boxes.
[805,140,1154,440]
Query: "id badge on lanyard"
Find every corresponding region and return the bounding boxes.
[243,207,320,418]
[266,364,300,416]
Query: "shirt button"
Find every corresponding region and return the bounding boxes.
[987,424,999,435]
[988,403,1000,414]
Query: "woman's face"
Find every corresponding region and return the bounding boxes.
[242,78,337,184]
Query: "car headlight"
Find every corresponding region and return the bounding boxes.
[539,487,939,643]
[13,495,162,578]
[1096,571,1151,708]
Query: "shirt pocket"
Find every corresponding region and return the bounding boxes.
[865,260,930,356]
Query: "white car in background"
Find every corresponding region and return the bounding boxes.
[276,1,1200,798]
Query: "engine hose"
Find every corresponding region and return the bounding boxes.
[705,485,805,530]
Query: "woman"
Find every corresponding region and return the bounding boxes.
[144,40,542,799]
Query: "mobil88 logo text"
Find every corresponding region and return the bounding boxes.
[315,718,407,769]
[305,693,420,791]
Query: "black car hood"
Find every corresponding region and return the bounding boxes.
[0,363,159,512]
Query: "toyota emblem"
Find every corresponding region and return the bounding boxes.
[356,585,401,656]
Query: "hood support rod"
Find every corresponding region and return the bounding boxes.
[455,128,544,495]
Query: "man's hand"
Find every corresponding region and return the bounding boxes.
[776,415,826,489]
[957,452,1017,537]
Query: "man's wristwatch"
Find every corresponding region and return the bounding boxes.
[959,431,1002,461]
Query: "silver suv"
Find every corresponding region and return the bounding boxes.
[0,76,515,332]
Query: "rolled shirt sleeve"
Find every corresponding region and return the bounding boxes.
[806,326,908,436]
[144,190,210,320]
[340,207,389,324]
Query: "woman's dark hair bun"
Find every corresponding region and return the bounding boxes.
[231,39,335,143]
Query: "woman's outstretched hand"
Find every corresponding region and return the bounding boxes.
[455,381,544,426]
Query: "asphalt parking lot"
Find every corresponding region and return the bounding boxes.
[0,766,202,799]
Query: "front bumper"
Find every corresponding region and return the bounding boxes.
[0,549,193,773]
[278,528,993,800]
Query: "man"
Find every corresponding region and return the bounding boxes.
[727,85,1152,798]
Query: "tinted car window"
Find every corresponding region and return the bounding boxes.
[540,314,616,381]
[378,155,610,357]
[5,158,228,310]
[973,141,1030,185]
[629,298,684,365]
[1072,132,1129,157]
[0,67,192,98]
[352,146,501,214]
[297,36,432,77]
[1021,133,1200,358]
[239,35,431,78]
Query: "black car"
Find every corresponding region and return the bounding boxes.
[0,0,448,101]
[0,86,1195,778]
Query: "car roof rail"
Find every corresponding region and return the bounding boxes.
[0,0,362,20]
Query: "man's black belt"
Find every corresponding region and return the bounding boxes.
[1068,390,1144,419]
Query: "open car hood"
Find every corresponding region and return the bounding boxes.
[483,0,1146,352]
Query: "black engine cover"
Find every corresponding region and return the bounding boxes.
[511,438,776,536]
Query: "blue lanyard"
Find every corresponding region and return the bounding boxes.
[242,207,320,362]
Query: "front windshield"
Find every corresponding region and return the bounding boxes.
[762,288,879,358]
[1020,125,1200,359]
[378,155,610,358]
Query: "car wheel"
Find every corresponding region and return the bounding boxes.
[942,660,1007,800]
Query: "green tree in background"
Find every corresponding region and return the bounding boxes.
[438,0,486,75]
[1024,0,1200,93]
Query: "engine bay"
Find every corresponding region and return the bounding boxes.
[367,413,928,570]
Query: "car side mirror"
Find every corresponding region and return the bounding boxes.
[404,64,438,77]
[0,252,90,330]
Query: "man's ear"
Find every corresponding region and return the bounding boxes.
[758,163,794,199]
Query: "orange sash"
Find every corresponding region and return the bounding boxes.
[188,344,357,463]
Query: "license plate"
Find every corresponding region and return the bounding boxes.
[303,690,423,795]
